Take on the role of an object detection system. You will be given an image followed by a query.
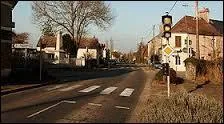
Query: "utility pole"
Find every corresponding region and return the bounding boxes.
[195,1,200,59]
[152,25,155,64]
[39,41,42,81]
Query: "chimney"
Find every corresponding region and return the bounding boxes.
[56,31,62,50]
[199,8,209,23]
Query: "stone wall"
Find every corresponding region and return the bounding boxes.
[185,62,196,80]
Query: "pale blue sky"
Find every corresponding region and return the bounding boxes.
[13,1,223,53]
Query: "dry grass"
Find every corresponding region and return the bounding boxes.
[137,89,223,123]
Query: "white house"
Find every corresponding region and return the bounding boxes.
[76,37,105,66]
[36,31,66,64]
[160,8,223,71]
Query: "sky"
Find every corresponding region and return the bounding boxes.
[13,1,223,53]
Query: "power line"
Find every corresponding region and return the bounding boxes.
[168,1,178,14]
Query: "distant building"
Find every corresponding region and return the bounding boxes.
[1,1,18,78]
[77,37,105,66]
[12,43,37,58]
[36,32,66,64]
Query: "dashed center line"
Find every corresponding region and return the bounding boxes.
[88,103,102,107]
[115,106,130,110]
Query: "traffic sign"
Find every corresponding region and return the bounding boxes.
[163,45,174,56]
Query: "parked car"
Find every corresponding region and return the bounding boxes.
[108,59,117,65]
[153,61,162,69]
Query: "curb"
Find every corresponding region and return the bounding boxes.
[1,79,59,96]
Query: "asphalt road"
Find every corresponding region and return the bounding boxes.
[1,65,148,123]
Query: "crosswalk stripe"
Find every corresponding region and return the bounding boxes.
[79,85,100,93]
[46,84,66,91]
[59,85,82,92]
[100,87,117,95]
[119,88,134,97]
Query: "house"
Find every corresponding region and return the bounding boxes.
[12,43,37,58]
[77,36,105,66]
[36,31,66,64]
[147,33,163,63]
[1,1,18,78]
[161,8,223,71]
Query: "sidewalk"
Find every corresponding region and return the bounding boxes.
[1,79,58,96]
[127,67,158,123]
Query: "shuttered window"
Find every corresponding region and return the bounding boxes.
[175,36,181,47]
[175,56,181,65]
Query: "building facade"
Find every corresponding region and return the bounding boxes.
[1,1,18,78]
[161,8,223,71]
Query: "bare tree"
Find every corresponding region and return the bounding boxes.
[32,1,115,57]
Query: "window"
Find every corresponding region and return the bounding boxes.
[175,55,180,65]
[175,36,181,47]
[189,40,192,45]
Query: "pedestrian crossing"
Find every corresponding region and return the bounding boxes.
[100,87,117,95]
[79,85,101,93]
[46,84,135,97]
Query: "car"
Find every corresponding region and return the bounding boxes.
[108,59,117,65]
[153,61,162,69]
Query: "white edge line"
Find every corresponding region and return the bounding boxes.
[88,103,102,107]
[27,101,63,118]
[115,106,130,110]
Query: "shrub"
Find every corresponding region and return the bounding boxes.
[138,90,223,123]
[154,68,177,83]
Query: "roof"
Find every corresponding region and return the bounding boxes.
[148,33,162,43]
[171,16,222,36]
[36,35,57,47]
[79,37,100,49]
[209,19,223,35]
[37,35,102,49]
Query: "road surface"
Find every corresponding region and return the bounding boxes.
[1,65,148,123]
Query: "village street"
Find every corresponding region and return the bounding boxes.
[1,65,151,123]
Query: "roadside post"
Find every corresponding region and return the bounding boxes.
[40,41,43,81]
[162,13,173,98]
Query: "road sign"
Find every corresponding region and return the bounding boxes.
[163,45,174,56]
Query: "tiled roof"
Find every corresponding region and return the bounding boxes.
[209,19,223,35]
[79,37,100,49]
[36,35,57,48]
[37,35,101,49]
[171,16,222,36]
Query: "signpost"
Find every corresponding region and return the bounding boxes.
[162,13,172,98]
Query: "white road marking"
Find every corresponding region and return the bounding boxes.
[88,103,102,107]
[59,85,82,92]
[100,87,117,95]
[119,88,134,97]
[115,106,130,110]
[27,100,76,118]
[46,84,66,91]
[79,85,100,93]
[27,101,63,118]
[62,100,76,104]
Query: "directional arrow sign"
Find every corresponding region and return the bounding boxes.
[163,45,174,56]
